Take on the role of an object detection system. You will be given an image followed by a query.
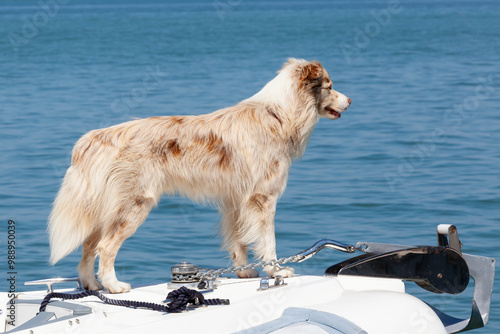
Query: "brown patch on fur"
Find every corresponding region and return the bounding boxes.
[248,194,269,212]
[150,138,182,160]
[170,116,184,125]
[166,139,182,157]
[218,146,232,171]
[300,62,323,84]
[150,142,162,158]
[206,132,223,153]
[107,220,127,236]
[192,135,205,146]
[264,160,280,181]
[135,197,145,207]
[192,132,232,171]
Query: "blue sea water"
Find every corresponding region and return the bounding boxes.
[1,0,499,332]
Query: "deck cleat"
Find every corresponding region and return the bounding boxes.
[257,275,287,291]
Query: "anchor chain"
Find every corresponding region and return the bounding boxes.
[172,239,356,282]
[173,254,305,281]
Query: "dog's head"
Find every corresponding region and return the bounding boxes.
[288,59,351,120]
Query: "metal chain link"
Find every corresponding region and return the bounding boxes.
[173,254,305,281]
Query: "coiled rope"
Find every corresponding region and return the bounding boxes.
[39,286,229,314]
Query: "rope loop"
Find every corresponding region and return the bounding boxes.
[38,286,229,314]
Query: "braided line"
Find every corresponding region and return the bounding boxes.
[38,287,229,314]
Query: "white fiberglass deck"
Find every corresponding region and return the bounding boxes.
[1,275,448,334]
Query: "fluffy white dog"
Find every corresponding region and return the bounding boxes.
[48,58,351,293]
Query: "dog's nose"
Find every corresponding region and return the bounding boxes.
[347,98,352,105]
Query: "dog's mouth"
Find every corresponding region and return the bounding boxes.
[325,106,341,119]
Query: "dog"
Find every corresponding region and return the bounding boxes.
[48,58,351,293]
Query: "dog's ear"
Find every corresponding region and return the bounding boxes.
[299,61,323,85]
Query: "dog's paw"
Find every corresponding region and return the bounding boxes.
[79,273,104,291]
[82,278,104,291]
[105,281,131,294]
[236,268,260,278]
[272,267,294,278]
[263,265,294,278]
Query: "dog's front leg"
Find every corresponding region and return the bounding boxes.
[221,207,260,278]
[259,227,295,279]
[244,193,294,278]
[232,243,260,278]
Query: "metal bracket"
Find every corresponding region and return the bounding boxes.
[24,277,83,293]
[437,224,462,254]
[197,277,220,290]
[257,275,287,291]
[434,224,494,332]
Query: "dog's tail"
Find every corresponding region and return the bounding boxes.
[48,166,95,265]
[49,125,134,265]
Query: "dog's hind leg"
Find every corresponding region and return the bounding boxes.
[78,228,104,291]
[97,197,153,293]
